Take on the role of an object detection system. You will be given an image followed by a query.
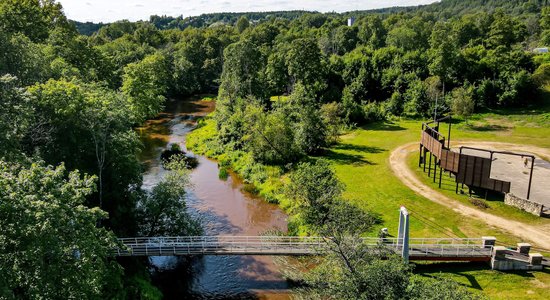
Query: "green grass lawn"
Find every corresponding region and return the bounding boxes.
[415,262,550,299]
[325,93,550,299]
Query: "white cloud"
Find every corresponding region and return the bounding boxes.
[58,0,440,23]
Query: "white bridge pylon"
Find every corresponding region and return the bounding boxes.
[397,206,410,262]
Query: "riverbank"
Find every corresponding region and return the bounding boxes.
[187,98,550,298]
[138,97,291,299]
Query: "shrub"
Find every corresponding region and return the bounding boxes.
[362,102,387,123]
[469,197,489,209]
[218,167,229,180]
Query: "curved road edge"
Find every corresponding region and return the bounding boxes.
[389,141,550,250]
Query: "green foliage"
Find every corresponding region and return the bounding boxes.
[451,86,475,120]
[243,102,302,164]
[0,0,69,42]
[286,38,326,94]
[218,40,265,101]
[320,102,344,144]
[2,0,549,297]
[533,63,550,85]
[0,75,31,160]
[0,161,122,298]
[137,157,202,237]
[122,52,169,120]
[285,160,344,226]
[235,16,250,34]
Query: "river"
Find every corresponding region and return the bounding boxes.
[137,97,291,299]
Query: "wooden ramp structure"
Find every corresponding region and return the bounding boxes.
[116,236,493,262]
[418,118,536,196]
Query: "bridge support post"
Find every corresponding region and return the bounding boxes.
[397,206,410,263]
[482,236,496,248]
[418,143,423,168]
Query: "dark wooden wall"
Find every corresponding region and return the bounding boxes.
[420,128,511,194]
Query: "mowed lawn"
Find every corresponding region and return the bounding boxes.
[325,95,550,299]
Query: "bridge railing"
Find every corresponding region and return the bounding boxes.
[117,236,337,256]
[116,236,491,257]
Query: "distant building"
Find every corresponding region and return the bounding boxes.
[347,17,355,27]
[533,47,549,54]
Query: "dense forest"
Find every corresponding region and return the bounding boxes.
[1,0,550,298]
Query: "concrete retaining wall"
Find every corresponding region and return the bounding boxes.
[504,193,543,216]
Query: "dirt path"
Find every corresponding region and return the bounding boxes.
[389,141,550,250]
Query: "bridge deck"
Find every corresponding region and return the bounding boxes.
[116,236,492,261]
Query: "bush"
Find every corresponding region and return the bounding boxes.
[533,63,550,86]
[362,102,387,123]
[469,197,489,209]
[218,167,229,180]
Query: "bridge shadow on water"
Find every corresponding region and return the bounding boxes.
[151,254,290,300]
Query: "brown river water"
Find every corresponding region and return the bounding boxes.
[137,98,290,299]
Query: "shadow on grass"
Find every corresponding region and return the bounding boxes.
[362,122,406,132]
[414,262,488,290]
[464,123,510,132]
[333,143,386,154]
[325,150,376,166]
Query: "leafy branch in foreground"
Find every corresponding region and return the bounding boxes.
[279,160,483,300]
[0,160,123,299]
[136,156,202,237]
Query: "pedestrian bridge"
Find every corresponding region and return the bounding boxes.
[116,236,493,262]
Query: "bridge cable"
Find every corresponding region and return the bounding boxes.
[408,214,459,239]
[407,207,461,238]
[406,208,461,239]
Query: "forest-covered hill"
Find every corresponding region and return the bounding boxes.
[74,0,549,35]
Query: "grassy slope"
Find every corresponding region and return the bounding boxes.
[327,92,550,299]
[187,92,550,299]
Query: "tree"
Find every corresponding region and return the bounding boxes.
[28,79,142,219]
[533,63,550,86]
[243,102,301,164]
[136,157,202,236]
[235,16,250,34]
[82,86,134,209]
[0,75,31,160]
[487,11,527,48]
[218,39,265,101]
[291,85,328,154]
[450,86,475,122]
[281,161,481,300]
[285,160,343,226]
[320,102,344,145]
[96,35,154,87]
[122,52,169,121]
[0,160,122,299]
[0,32,52,85]
[0,0,68,42]
[428,22,459,97]
[286,38,326,94]
[540,7,550,45]
[386,26,419,51]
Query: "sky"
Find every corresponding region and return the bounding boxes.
[58,0,439,23]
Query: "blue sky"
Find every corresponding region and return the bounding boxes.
[58,0,439,23]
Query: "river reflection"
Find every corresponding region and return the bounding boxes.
[137,97,290,299]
